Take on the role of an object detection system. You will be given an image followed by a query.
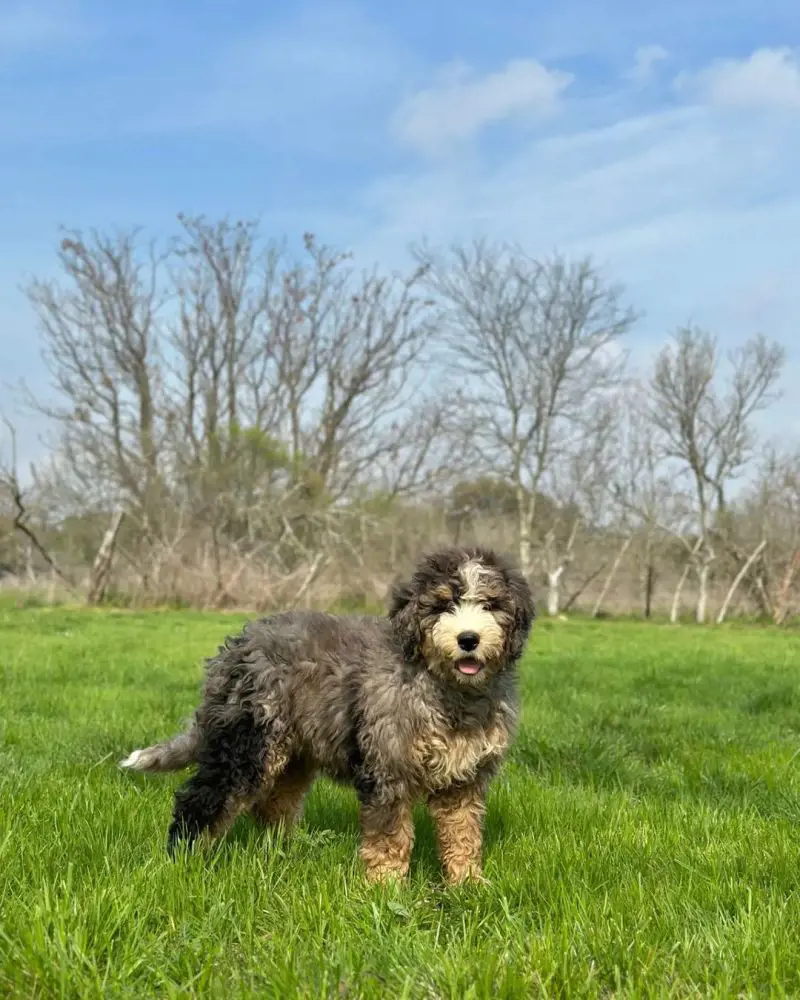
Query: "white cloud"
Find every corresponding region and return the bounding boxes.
[344,94,800,445]
[626,45,669,84]
[681,47,800,110]
[391,58,573,156]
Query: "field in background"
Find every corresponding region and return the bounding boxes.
[1,606,799,997]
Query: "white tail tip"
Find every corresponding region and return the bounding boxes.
[119,748,150,770]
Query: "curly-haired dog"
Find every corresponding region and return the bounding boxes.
[120,547,534,884]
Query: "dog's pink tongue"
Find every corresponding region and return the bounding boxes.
[457,661,481,675]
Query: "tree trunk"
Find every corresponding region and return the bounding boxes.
[753,575,774,618]
[25,541,36,584]
[774,550,800,625]
[726,539,773,617]
[716,540,767,624]
[670,537,703,623]
[8,475,78,594]
[670,560,693,623]
[563,562,609,612]
[644,563,655,619]
[546,567,563,616]
[289,551,328,610]
[696,561,710,624]
[207,541,270,610]
[518,530,533,581]
[592,535,632,617]
[516,485,534,579]
[210,521,223,598]
[87,509,125,605]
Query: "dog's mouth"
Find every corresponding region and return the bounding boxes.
[455,658,483,676]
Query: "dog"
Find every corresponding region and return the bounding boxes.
[120,546,534,884]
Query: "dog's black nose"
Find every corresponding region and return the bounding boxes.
[457,631,480,652]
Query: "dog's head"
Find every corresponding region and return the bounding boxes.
[388,547,534,687]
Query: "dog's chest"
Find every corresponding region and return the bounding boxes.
[412,719,508,790]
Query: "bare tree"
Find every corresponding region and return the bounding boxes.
[669,535,702,623]
[415,239,634,587]
[86,508,126,605]
[737,446,800,624]
[10,216,793,618]
[19,217,454,601]
[540,399,618,615]
[164,215,287,591]
[591,536,633,618]
[25,229,168,518]
[769,450,800,624]
[774,553,800,625]
[716,539,767,624]
[649,326,785,623]
[609,389,664,616]
[610,385,701,619]
[167,215,274,462]
[169,223,442,495]
[0,418,79,592]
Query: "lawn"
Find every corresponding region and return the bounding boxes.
[1,603,799,998]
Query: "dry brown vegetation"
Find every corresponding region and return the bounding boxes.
[1,216,797,624]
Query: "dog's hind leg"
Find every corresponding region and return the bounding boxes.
[250,756,315,834]
[167,710,285,855]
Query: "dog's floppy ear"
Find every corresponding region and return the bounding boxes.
[387,576,421,660]
[505,566,535,661]
[387,577,413,619]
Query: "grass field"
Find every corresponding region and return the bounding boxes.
[1,603,799,998]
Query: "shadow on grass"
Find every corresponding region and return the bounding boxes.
[191,779,498,881]
[118,722,800,878]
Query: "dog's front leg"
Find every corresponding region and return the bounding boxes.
[358,782,414,884]
[428,778,488,885]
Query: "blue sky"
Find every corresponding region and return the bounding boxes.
[1,0,799,467]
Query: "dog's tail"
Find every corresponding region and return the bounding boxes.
[119,725,199,773]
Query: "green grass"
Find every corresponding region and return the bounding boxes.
[1,607,799,999]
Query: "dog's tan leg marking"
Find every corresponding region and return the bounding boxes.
[250,758,314,833]
[359,798,414,883]
[428,782,488,885]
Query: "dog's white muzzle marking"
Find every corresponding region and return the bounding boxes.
[430,602,504,669]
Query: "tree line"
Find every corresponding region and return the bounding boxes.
[1,215,797,624]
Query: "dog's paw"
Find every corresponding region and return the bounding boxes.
[445,867,490,887]
[364,865,409,885]
[167,819,196,858]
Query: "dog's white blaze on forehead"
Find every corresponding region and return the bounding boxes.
[460,560,490,602]
[449,604,492,637]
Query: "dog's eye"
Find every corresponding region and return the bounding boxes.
[483,601,502,613]
[428,598,452,614]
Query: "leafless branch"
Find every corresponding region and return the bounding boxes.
[415,238,634,580]
[0,418,79,593]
